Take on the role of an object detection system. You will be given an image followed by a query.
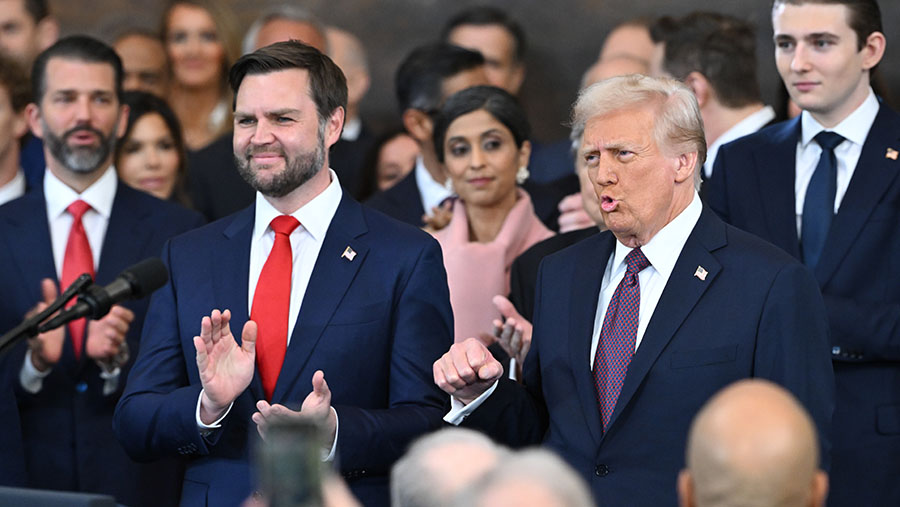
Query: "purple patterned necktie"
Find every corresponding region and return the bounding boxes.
[593,247,651,430]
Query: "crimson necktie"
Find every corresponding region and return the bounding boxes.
[593,248,650,430]
[251,215,300,401]
[61,200,94,360]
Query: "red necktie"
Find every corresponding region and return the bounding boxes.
[61,200,95,360]
[251,215,300,401]
[593,248,650,430]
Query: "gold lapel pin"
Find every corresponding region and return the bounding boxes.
[694,266,708,281]
[341,246,357,261]
[886,148,898,160]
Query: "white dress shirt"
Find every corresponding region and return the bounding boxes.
[21,167,119,394]
[704,105,776,179]
[795,89,879,235]
[414,155,453,216]
[446,192,703,424]
[0,169,26,205]
[197,170,343,459]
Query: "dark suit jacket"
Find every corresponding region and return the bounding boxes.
[113,194,453,507]
[707,104,900,507]
[463,206,835,506]
[509,226,599,322]
[330,123,377,199]
[0,182,204,506]
[364,169,425,227]
[187,132,256,222]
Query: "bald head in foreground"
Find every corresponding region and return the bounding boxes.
[679,380,828,507]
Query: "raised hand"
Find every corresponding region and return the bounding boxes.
[85,304,134,364]
[490,295,533,369]
[251,370,337,444]
[27,279,65,372]
[433,338,503,405]
[195,309,257,424]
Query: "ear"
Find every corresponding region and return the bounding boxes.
[676,470,694,507]
[115,104,130,139]
[509,64,526,94]
[12,109,29,140]
[684,71,711,109]
[674,150,699,185]
[323,106,345,149]
[25,103,43,139]
[809,471,829,507]
[517,139,532,169]
[402,109,433,144]
[861,31,886,71]
[35,18,59,52]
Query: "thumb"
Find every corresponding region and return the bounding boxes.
[478,359,503,381]
[241,320,258,355]
[311,370,330,397]
[41,278,58,304]
[493,295,522,321]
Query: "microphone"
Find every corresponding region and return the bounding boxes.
[38,258,169,333]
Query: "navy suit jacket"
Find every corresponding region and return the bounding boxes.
[0,182,204,506]
[114,194,453,507]
[364,169,426,227]
[463,206,835,506]
[707,104,900,506]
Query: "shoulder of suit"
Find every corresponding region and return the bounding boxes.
[719,221,803,270]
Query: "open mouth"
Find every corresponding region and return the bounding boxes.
[601,195,618,212]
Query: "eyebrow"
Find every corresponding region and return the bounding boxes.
[774,32,840,42]
[234,108,301,118]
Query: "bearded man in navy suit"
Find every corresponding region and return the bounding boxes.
[434,74,835,506]
[707,1,899,504]
[114,41,453,507]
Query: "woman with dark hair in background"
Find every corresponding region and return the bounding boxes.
[161,0,239,151]
[356,127,419,201]
[431,85,553,344]
[116,91,192,207]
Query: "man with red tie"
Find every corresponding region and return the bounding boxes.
[0,36,202,503]
[114,41,453,507]
[433,74,835,506]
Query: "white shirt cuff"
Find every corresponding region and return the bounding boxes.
[195,389,234,435]
[323,407,339,462]
[20,349,51,394]
[443,380,499,425]
[98,365,121,396]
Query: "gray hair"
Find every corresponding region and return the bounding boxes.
[454,449,594,507]
[241,4,327,55]
[571,74,706,191]
[391,428,507,507]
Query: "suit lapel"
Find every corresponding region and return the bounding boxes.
[5,191,57,304]
[213,206,259,399]
[755,119,802,258]
[271,196,369,403]
[604,208,724,433]
[96,184,152,284]
[567,233,614,447]
[815,105,900,285]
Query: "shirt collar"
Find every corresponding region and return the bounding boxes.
[705,105,776,177]
[253,168,343,242]
[341,116,362,142]
[43,165,118,220]
[611,191,703,280]
[414,155,453,209]
[0,169,26,204]
[800,88,879,148]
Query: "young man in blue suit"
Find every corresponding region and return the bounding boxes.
[707,1,898,504]
[0,36,203,504]
[434,74,835,506]
[114,41,453,507]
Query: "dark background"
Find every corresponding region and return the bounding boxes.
[55,0,900,142]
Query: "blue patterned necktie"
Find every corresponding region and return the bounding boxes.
[802,131,845,268]
[593,247,651,430]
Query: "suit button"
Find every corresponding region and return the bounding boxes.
[75,382,88,393]
[595,464,609,477]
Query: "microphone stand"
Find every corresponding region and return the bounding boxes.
[0,274,93,357]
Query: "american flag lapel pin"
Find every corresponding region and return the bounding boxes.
[341,246,357,261]
[694,266,708,281]
[886,148,899,160]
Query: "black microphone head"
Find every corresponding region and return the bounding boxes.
[121,258,169,298]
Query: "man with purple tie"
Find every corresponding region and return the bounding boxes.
[433,74,834,506]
